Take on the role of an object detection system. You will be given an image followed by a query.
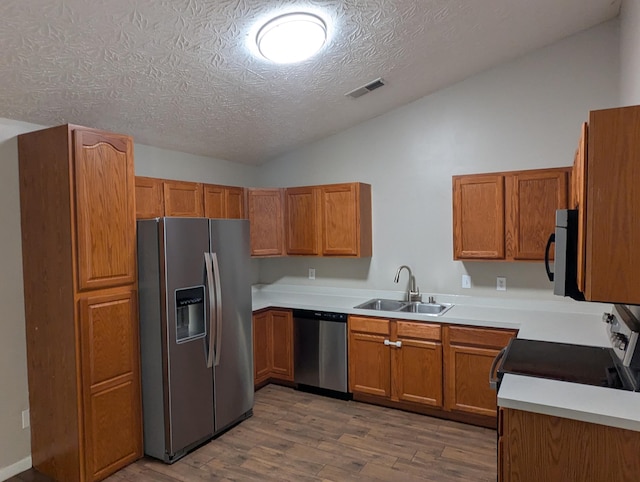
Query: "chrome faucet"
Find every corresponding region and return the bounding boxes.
[394,265,422,302]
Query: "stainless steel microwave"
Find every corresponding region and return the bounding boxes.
[545,209,585,301]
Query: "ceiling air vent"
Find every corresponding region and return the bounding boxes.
[345,78,385,99]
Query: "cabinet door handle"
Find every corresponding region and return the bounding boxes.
[383,339,402,348]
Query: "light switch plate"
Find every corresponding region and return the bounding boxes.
[22,409,30,429]
[497,277,506,291]
[462,275,471,289]
[308,268,316,280]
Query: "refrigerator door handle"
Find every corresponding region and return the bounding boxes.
[204,252,216,368]
[212,252,223,367]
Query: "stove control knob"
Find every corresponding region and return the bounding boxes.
[603,313,615,324]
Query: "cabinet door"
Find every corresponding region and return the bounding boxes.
[506,169,568,260]
[253,311,271,386]
[285,186,321,255]
[574,123,588,293]
[453,175,505,259]
[163,181,204,217]
[225,187,245,219]
[79,289,142,480]
[348,316,391,397]
[584,107,640,304]
[204,184,225,218]
[74,129,136,291]
[394,322,443,408]
[321,183,372,256]
[501,409,640,482]
[270,310,294,381]
[247,188,284,257]
[135,176,164,219]
[444,326,515,417]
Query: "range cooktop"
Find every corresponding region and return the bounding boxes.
[498,338,629,390]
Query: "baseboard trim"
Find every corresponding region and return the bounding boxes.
[0,456,32,481]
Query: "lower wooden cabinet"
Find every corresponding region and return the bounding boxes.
[252,309,294,386]
[394,321,443,407]
[443,326,516,417]
[348,316,443,407]
[79,288,143,481]
[499,408,640,482]
[348,317,391,397]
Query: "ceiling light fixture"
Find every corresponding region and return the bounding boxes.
[256,13,327,64]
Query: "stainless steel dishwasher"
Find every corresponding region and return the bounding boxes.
[293,309,349,395]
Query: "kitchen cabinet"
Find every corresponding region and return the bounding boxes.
[135,176,245,220]
[348,316,391,397]
[348,316,442,407]
[285,186,321,255]
[443,325,516,418]
[573,122,588,292]
[394,321,443,407]
[247,188,285,257]
[163,180,204,217]
[453,174,505,259]
[576,106,640,304]
[499,408,640,482]
[18,125,142,482]
[203,183,245,219]
[252,309,294,386]
[135,176,164,219]
[453,168,570,261]
[321,183,372,257]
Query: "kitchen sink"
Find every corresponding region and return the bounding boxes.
[396,302,453,316]
[354,298,407,311]
[354,298,453,316]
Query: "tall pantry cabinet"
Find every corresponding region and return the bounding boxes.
[18,125,142,482]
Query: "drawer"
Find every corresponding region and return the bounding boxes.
[348,316,390,335]
[396,321,441,341]
[447,325,516,349]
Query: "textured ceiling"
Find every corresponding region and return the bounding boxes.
[0,0,621,165]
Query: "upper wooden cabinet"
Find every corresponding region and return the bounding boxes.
[135,176,244,220]
[18,125,142,482]
[443,325,516,419]
[321,183,372,257]
[247,188,285,257]
[285,186,321,255]
[579,105,640,304]
[163,180,204,217]
[453,175,505,259]
[453,168,570,261]
[204,184,245,219]
[135,176,164,219]
[74,129,137,290]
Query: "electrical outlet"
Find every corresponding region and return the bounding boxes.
[497,277,506,291]
[462,275,471,289]
[22,409,30,429]
[308,268,316,280]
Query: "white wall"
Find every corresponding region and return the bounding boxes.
[621,0,640,104]
[257,20,620,301]
[0,118,257,477]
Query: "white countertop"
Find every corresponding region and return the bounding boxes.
[252,284,640,431]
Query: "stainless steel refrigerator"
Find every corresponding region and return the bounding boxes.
[137,217,253,463]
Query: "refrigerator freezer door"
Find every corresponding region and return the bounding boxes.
[209,219,254,433]
[162,218,215,456]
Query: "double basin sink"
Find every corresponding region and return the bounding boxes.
[354,298,453,316]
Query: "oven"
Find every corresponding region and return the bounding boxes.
[490,304,640,392]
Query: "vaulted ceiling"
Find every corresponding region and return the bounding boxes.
[0,0,621,164]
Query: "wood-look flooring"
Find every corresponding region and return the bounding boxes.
[11,385,497,481]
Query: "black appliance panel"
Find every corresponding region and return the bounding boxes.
[498,338,628,390]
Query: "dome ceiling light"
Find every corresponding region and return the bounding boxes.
[256,13,327,64]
